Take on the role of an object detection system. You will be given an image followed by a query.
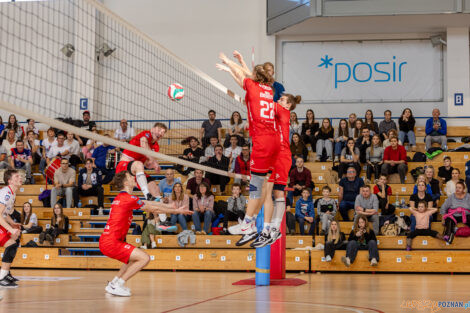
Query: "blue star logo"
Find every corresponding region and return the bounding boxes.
[318,55,334,69]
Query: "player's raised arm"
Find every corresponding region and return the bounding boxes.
[233,50,252,77]
[218,52,248,88]
[141,200,192,216]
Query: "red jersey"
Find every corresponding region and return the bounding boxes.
[243,78,276,137]
[274,102,290,151]
[102,192,144,241]
[122,130,159,162]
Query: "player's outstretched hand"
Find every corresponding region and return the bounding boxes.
[233,50,243,61]
[216,63,230,72]
[218,52,229,64]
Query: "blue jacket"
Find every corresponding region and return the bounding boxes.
[425,117,447,136]
[295,198,315,219]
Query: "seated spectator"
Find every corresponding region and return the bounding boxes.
[200,110,222,148]
[425,108,447,151]
[234,144,250,186]
[114,119,135,142]
[158,169,182,201]
[5,114,24,140]
[224,135,242,170]
[295,188,315,235]
[356,127,371,163]
[91,134,115,185]
[25,119,39,138]
[373,175,395,216]
[440,181,470,244]
[381,137,407,184]
[438,156,453,185]
[410,179,434,209]
[2,129,17,157]
[0,145,8,169]
[424,166,441,206]
[82,126,101,159]
[317,185,337,235]
[224,111,245,148]
[382,129,402,148]
[354,185,379,235]
[289,112,300,142]
[39,203,69,245]
[406,201,443,251]
[76,110,96,146]
[365,135,384,183]
[169,182,191,231]
[140,213,161,249]
[378,110,397,141]
[24,130,41,165]
[20,202,41,234]
[221,183,246,234]
[352,119,364,140]
[338,138,361,178]
[445,168,462,197]
[201,136,219,163]
[51,159,75,208]
[176,136,203,175]
[347,113,357,137]
[9,140,33,184]
[39,127,57,174]
[290,133,308,164]
[204,145,230,192]
[300,109,319,149]
[315,118,334,162]
[338,167,364,221]
[342,215,379,267]
[192,182,215,234]
[0,115,5,144]
[363,110,379,136]
[287,158,313,206]
[73,158,104,211]
[185,169,211,200]
[398,108,416,151]
[47,133,70,163]
[65,132,81,168]
[334,119,349,162]
[324,220,346,262]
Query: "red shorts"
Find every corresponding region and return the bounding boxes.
[0,225,11,247]
[250,135,279,174]
[115,160,152,190]
[268,149,291,187]
[99,235,135,264]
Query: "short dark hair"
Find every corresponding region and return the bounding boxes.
[322,185,331,192]
[153,122,168,131]
[113,171,129,190]
[232,183,241,190]
[57,133,65,138]
[215,144,224,150]
[301,188,310,194]
[362,185,371,190]
[417,200,427,207]
[85,158,94,164]
[208,110,216,115]
[4,169,18,185]
[444,156,451,161]
[15,140,23,145]
[26,130,34,136]
[384,110,392,115]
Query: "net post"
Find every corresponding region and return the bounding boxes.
[269,208,286,280]
[255,206,270,286]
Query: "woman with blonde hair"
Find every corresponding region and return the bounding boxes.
[324,220,346,262]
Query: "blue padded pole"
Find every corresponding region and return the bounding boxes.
[255,206,270,286]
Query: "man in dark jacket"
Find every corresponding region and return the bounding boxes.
[203,145,230,192]
[73,158,104,209]
[356,127,371,164]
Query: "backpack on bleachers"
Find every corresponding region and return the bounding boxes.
[412,152,426,162]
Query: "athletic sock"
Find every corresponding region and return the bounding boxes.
[263,222,271,232]
[271,198,286,229]
[117,278,126,287]
[111,276,119,284]
[243,215,253,225]
[136,172,150,197]
[0,269,8,280]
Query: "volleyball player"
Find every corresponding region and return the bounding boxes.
[100,171,191,297]
[115,122,167,201]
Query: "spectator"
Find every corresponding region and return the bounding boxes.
[301,109,319,149]
[287,158,313,206]
[91,134,115,184]
[425,107,448,151]
[365,135,384,183]
[382,129,402,148]
[406,201,443,251]
[290,133,308,163]
[47,133,70,163]
[338,138,361,178]
[204,145,230,192]
[315,118,334,162]
[334,119,349,162]
[338,167,364,221]
[378,110,397,141]
[347,113,357,136]
[295,188,315,235]
[324,220,346,262]
[398,108,416,151]
[410,180,434,215]
[2,129,17,157]
[51,158,75,208]
[200,110,222,148]
[192,182,215,234]
[65,132,81,168]
[114,119,135,142]
[25,119,39,138]
[234,144,250,186]
[424,166,441,206]
[169,182,190,231]
[289,112,300,142]
[373,175,395,216]
[158,169,182,201]
[0,116,5,144]
[39,203,69,245]
[224,111,245,148]
[354,185,379,235]
[39,127,57,174]
[440,181,470,244]
[24,130,41,165]
[10,140,33,184]
[317,185,337,235]
[363,110,379,135]
[201,136,219,163]
[342,215,379,267]
[76,110,97,145]
[445,168,462,197]
[438,156,453,185]
[5,114,24,140]
[221,183,246,234]
[224,135,242,170]
[20,202,41,234]
[381,137,407,184]
[0,145,8,169]
[353,119,364,140]
[73,158,104,211]
[140,213,161,249]
[186,169,211,199]
[176,136,203,175]
[356,127,372,164]
[263,62,285,102]
[82,126,101,160]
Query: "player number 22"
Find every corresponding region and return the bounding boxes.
[260,101,274,120]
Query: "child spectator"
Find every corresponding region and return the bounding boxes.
[342,215,379,267]
[234,144,250,186]
[406,200,443,251]
[378,110,397,141]
[301,109,319,149]
[334,119,349,162]
[365,135,384,183]
[338,138,361,178]
[317,186,337,235]
[374,175,395,216]
[289,112,300,142]
[140,213,161,249]
[363,110,379,135]
[192,182,215,235]
[315,118,334,162]
[445,168,462,197]
[39,203,69,245]
[324,220,346,262]
[20,202,41,234]
[398,108,416,151]
[169,183,190,232]
[290,133,308,163]
[295,189,315,235]
[438,156,453,185]
[222,183,246,234]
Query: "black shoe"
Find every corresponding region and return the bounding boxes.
[250,231,271,248]
[146,194,156,201]
[236,232,259,246]
[5,273,18,282]
[39,232,45,244]
[0,277,18,288]
[46,234,54,245]
[448,232,455,244]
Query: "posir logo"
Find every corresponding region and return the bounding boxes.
[318,55,407,89]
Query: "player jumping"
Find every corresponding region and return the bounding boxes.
[100,171,191,297]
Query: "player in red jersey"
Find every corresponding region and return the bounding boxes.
[100,171,191,297]
[115,122,167,201]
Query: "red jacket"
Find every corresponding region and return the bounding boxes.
[235,155,250,176]
[383,145,407,164]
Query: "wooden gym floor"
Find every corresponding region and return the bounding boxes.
[0,270,468,313]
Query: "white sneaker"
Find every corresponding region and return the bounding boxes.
[98,207,104,216]
[370,258,378,267]
[325,255,332,262]
[228,222,243,235]
[151,242,157,249]
[105,282,131,297]
[140,245,147,250]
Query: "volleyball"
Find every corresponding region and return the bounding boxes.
[168,83,184,101]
